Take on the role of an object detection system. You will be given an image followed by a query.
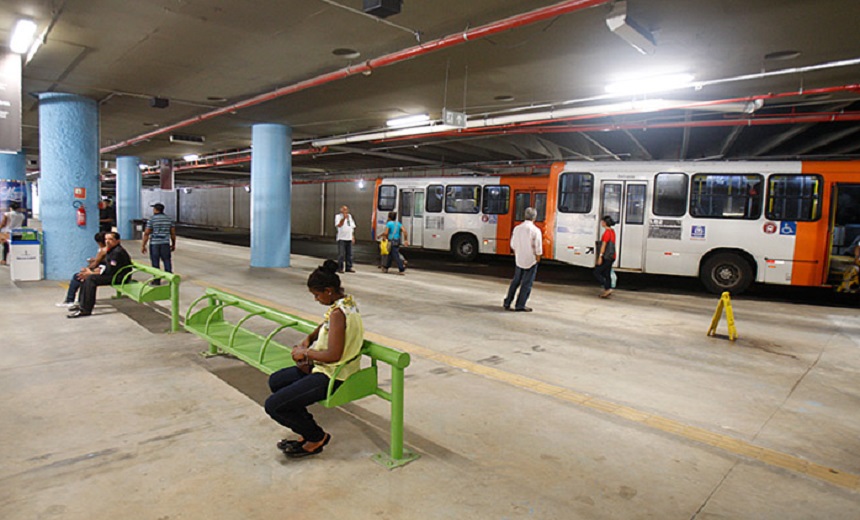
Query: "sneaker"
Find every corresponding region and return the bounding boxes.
[346,268,356,273]
[55,301,75,308]
[514,307,533,312]
[397,271,405,276]
[67,310,91,319]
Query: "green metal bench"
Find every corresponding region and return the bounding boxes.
[184,287,419,469]
[111,261,181,332]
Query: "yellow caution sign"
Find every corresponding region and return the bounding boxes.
[707,291,738,341]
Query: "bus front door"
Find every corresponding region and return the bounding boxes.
[399,189,424,247]
[600,181,646,270]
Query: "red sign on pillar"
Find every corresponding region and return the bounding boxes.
[74,187,86,199]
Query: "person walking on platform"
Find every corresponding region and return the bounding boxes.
[0,201,25,266]
[68,232,132,318]
[141,202,176,282]
[335,205,356,273]
[503,207,543,312]
[265,259,364,458]
[595,215,617,298]
[381,211,408,275]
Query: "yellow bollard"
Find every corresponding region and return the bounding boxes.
[707,291,738,341]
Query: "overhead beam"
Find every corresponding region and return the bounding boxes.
[791,126,860,155]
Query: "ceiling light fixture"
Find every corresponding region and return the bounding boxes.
[386,113,430,128]
[764,50,801,61]
[605,1,655,55]
[605,73,695,95]
[10,19,37,54]
[183,154,199,162]
[332,48,361,59]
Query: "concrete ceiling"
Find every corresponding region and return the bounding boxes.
[4,0,860,188]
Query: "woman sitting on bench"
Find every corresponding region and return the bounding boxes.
[265,259,365,458]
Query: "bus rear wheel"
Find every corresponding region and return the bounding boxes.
[452,234,479,262]
[700,253,753,295]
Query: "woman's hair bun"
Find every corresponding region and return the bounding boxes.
[321,259,339,274]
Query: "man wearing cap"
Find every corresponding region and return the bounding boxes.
[141,203,176,278]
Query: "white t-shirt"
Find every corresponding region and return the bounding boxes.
[510,220,543,269]
[334,213,356,241]
[1,210,25,236]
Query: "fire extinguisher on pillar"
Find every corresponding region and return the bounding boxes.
[73,201,86,227]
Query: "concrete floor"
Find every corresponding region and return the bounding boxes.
[1,237,859,519]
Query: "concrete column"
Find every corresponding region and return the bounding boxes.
[38,93,99,280]
[250,123,291,267]
[116,156,142,240]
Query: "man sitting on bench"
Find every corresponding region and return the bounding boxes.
[68,231,132,319]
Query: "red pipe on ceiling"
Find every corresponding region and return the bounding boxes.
[100,0,611,154]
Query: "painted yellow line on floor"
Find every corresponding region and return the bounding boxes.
[191,280,860,492]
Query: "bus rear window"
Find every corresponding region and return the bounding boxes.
[766,175,822,222]
[690,174,763,220]
[558,172,593,213]
[482,185,510,215]
[378,185,397,211]
[653,172,688,217]
[446,185,481,214]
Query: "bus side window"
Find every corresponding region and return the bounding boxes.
[765,174,822,221]
[653,172,688,217]
[690,174,763,219]
[558,172,594,213]
[446,185,481,214]
[482,185,510,214]
[378,185,397,211]
[426,185,444,213]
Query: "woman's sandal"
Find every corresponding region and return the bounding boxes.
[277,438,304,451]
[285,433,330,458]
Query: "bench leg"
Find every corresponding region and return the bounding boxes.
[170,282,180,333]
[371,365,419,469]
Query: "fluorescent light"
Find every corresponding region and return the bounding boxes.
[10,19,37,54]
[183,154,199,162]
[357,179,366,189]
[386,113,430,128]
[605,73,695,95]
[138,164,148,170]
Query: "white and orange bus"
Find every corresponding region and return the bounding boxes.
[372,161,860,294]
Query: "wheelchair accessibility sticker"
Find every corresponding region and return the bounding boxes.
[691,225,706,240]
[780,221,797,235]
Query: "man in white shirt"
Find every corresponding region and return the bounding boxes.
[335,205,356,273]
[503,207,543,312]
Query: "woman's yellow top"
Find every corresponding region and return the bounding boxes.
[310,295,364,381]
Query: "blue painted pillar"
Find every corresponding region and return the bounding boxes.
[116,156,142,240]
[250,123,291,267]
[38,93,99,280]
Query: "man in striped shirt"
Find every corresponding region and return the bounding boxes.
[141,203,176,279]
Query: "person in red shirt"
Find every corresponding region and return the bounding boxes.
[595,215,616,298]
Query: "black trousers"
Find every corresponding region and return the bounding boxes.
[79,273,114,314]
[594,258,615,290]
[264,366,341,442]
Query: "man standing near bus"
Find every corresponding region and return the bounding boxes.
[335,205,356,273]
[503,207,543,312]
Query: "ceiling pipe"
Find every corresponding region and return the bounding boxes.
[100,0,611,155]
[313,83,860,146]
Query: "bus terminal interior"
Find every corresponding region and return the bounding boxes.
[3,1,860,519]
